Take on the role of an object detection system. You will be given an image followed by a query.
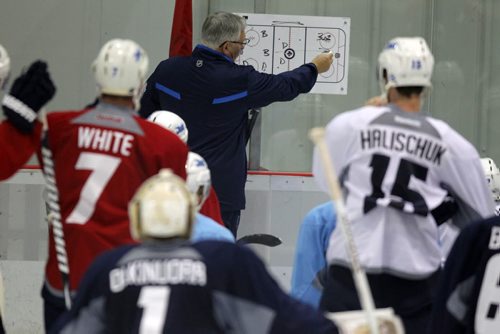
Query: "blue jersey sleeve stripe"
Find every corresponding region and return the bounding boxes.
[212,91,248,105]
[155,82,181,100]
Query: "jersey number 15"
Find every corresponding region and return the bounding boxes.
[363,153,429,215]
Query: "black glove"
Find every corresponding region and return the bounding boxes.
[2,60,56,133]
[431,194,458,225]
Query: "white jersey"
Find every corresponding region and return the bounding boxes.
[313,104,495,279]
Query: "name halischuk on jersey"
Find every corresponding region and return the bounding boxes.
[360,128,447,165]
[109,258,207,293]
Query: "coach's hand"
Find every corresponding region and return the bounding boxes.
[311,51,334,74]
[365,94,388,107]
[2,60,56,133]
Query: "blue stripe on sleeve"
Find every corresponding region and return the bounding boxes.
[212,91,248,104]
[155,83,181,100]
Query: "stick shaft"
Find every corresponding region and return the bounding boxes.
[309,127,379,334]
[42,132,72,310]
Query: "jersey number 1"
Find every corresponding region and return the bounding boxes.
[138,286,171,334]
[363,154,429,215]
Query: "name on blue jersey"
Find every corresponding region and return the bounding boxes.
[109,258,207,293]
[360,128,446,165]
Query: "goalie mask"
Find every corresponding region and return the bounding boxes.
[378,37,434,95]
[129,169,196,241]
[92,39,149,106]
[0,44,10,90]
[186,152,211,210]
[481,158,500,202]
[148,110,189,144]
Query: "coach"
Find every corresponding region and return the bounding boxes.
[140,11,333,236]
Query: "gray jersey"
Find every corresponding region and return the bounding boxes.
[313,104,495,278]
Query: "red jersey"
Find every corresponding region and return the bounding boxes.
[2,103,188,292]
[199,187,224,226]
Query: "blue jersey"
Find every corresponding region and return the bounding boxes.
[191,213,234,243]
[291,202,336,308]
[52,241,337,334]
[429,216,500,334]
[139,45,318,211]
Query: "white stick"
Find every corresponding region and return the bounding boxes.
[309,127,379,334]
[42,131,72,310]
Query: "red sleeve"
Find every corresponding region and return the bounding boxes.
[199,187,224,226]
[159,130,188,181]
[0,121,42,180]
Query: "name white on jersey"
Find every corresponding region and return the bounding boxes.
[78,126,134,156]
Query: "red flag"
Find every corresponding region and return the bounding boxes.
[169,0,192,57]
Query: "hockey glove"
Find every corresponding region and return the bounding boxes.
[431,194,458,225]
[2,60,56,133]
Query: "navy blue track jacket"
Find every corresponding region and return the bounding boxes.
[140,45,318,211]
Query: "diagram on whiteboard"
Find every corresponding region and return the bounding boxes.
[237,13,351,95]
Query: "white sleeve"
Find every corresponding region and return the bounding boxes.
[438,127,496,225]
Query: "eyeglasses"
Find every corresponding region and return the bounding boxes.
[219,39,250,48]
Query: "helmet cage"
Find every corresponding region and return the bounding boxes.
[481,158,500,202]
[186,152,211,210]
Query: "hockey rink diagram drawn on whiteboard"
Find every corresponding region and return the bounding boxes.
[237,13,351,95]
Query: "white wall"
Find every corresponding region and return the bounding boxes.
[3,0,500,170]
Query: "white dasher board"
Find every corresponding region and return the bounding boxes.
[237,13,351,95]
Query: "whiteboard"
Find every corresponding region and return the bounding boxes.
[237,13,351,95]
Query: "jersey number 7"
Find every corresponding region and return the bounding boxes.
[66,152,121,224]
[363,153,429,215]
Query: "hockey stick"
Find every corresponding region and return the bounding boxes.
[0,270,4,325]
[41,132,72,310]
[237,233,282,247]
[246,108,261,144]
[309,127,379,334]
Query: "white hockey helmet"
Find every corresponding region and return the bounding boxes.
[0,44,11,90]
[186,152,211,210]
[92,39,149,98]
[481,158,500,202]
[378,37,434,95]
[148,110,189,143]
[129,169,196,241]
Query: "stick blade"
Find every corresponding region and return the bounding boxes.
[237,233,282,247]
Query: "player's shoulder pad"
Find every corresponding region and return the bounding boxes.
[85,244,136,278]
[327,105,386,132]
[46,108,89,124]
[193,240,249,263]
[426,116,479,159]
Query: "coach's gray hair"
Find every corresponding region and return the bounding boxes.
[201,12,246,49]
